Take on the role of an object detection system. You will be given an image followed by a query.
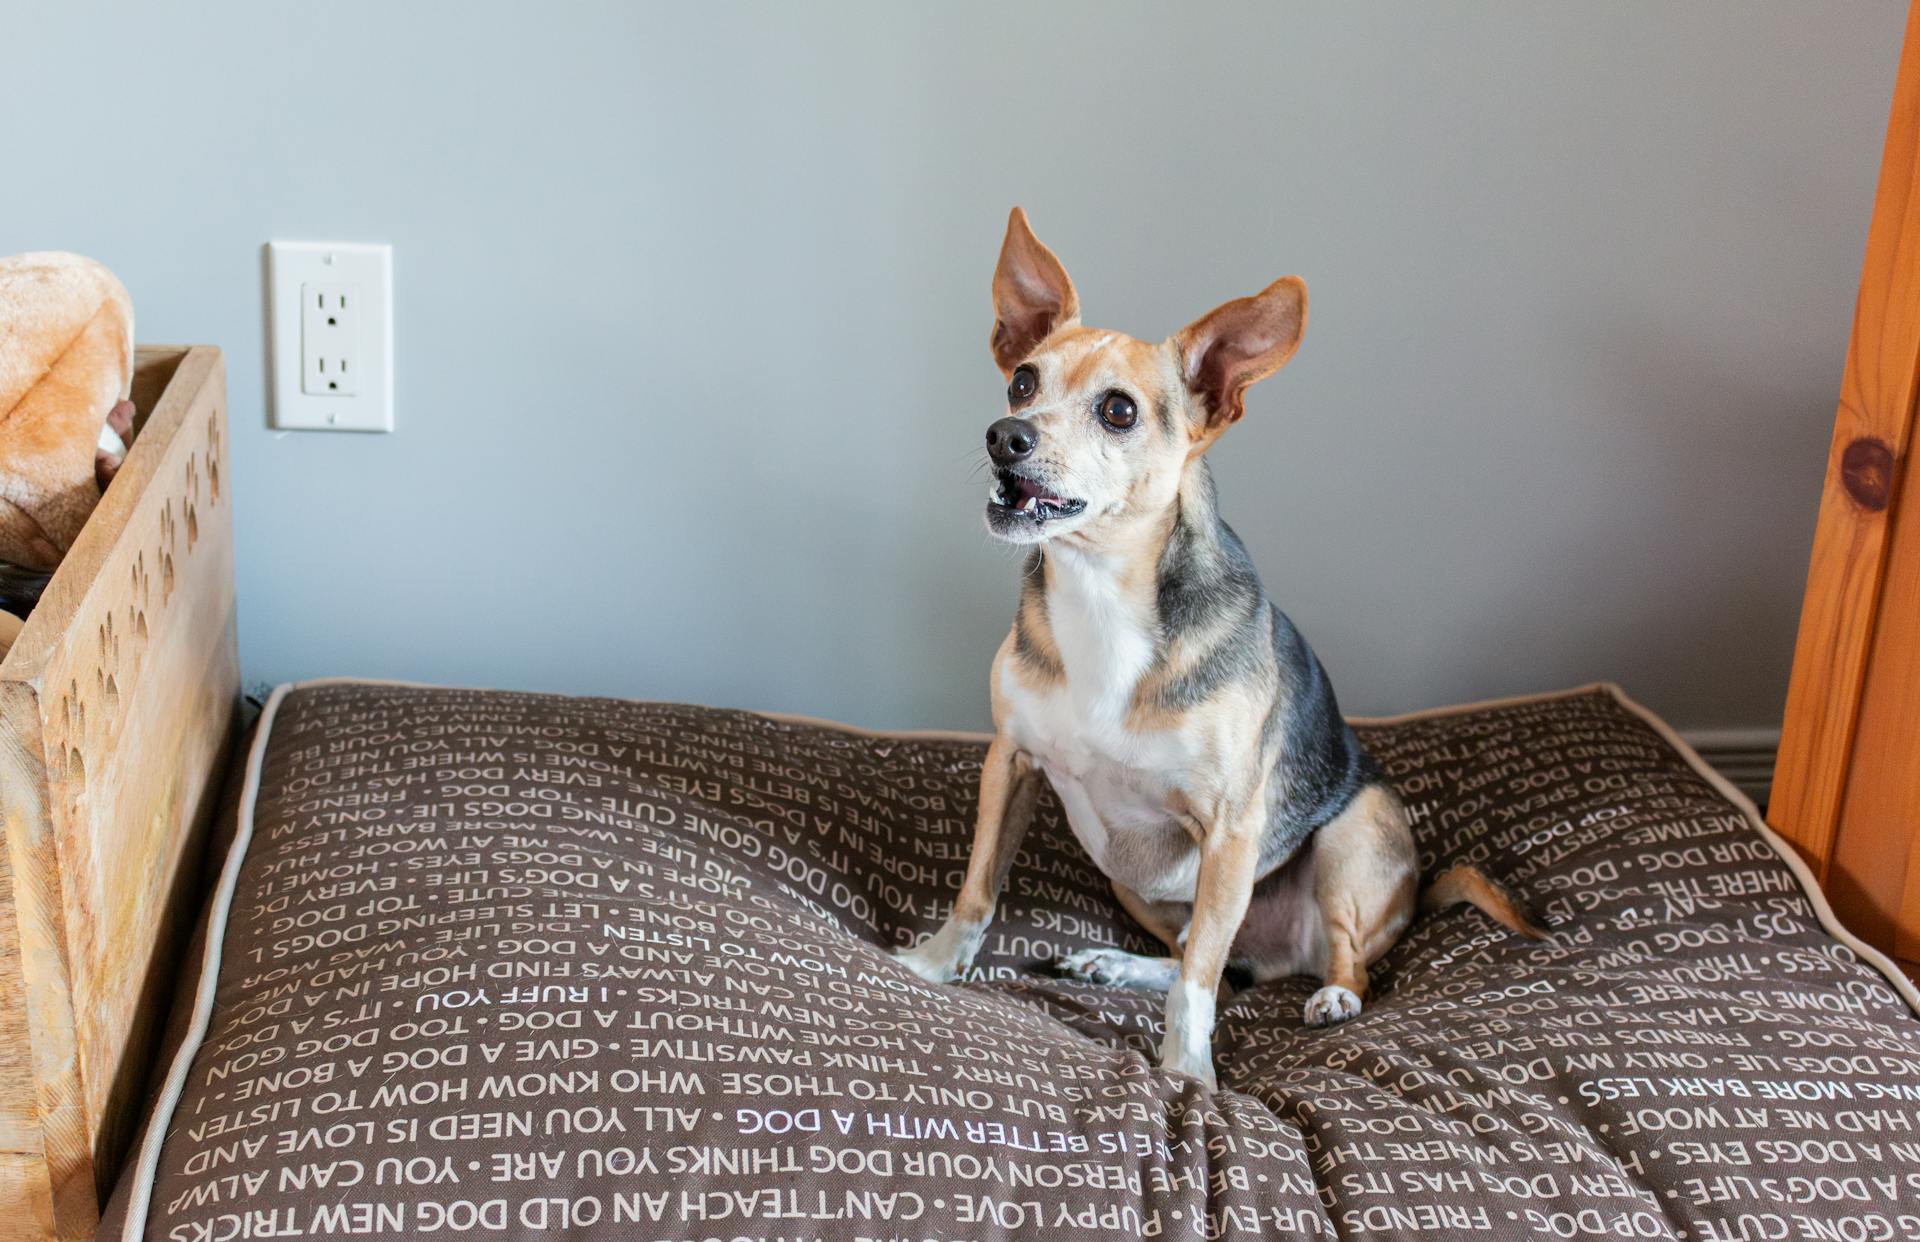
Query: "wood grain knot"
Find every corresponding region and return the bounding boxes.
[1841,437,1895,511]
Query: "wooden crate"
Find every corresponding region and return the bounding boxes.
[0,347,240,1240]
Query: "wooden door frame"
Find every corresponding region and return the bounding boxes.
[1772,0,1920,970]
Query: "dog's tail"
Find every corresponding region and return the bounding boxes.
[1420,863,1550,940]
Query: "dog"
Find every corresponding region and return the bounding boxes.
[896,208,1545,1089]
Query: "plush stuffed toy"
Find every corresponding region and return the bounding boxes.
[0,251,134,571]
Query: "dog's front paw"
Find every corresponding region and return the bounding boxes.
[1303,984,1363,1027]
[892,943,957,983]
[892,920,983,984]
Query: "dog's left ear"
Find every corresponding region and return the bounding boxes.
[1172,276,1308,431]
[991,207,1080,374]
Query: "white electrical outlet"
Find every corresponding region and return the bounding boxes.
[268,241,393,431]
[301,284,358,395]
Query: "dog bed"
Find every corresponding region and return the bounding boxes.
[105,680,1920,1241]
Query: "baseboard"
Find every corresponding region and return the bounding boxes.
[1681,727,1778,810]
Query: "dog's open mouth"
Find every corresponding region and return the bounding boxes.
[990,469,1087,521]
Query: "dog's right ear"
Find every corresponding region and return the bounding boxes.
[991,207,1079,374]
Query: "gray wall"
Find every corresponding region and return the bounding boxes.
[5,3,1900,733]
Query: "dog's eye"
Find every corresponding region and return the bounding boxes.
[1008,365,1038,403]
[1097,391,1138,430]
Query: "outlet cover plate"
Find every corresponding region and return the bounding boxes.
[268,241,393,431]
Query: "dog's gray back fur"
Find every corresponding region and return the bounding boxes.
[1153,464,1380,878]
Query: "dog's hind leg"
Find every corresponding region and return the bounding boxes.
[1306,918,1372,1027]
[1304,783,1417,1027]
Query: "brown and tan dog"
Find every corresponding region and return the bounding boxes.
[898,209,1544,1088]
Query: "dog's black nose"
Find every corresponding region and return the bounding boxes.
[986,417,1038,465]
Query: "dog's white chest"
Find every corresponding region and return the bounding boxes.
[997,555,1204,903]
[1002,679,1203,903]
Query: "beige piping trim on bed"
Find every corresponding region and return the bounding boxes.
[122,676,1920,1240]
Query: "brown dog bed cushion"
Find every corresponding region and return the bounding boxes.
[106,680,1920,1241]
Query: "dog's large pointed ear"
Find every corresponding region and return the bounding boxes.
[1172,276,1308,431]
[991,207,1079,374]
